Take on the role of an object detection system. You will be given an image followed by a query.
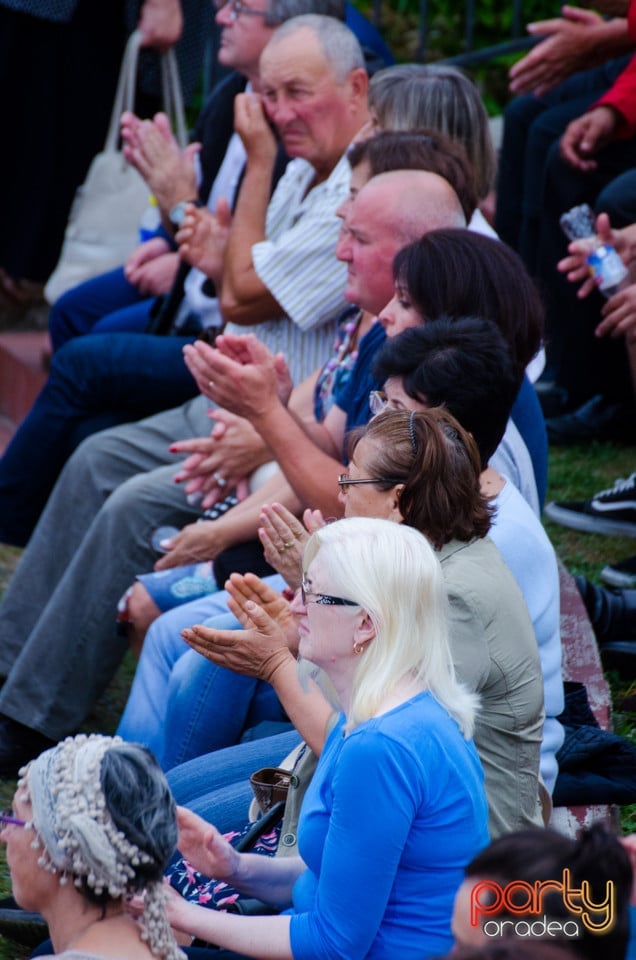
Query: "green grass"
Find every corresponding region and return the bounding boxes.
[0,443,635,957]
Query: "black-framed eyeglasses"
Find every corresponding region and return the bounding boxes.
[215,0,269,20]
[0,810,26,828]
[337,473,402,494]
[300,577,358,607]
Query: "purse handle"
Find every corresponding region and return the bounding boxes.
[105,29,187,155]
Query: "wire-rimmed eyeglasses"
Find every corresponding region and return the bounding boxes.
[215,0,269,21]
[337,473,402,494]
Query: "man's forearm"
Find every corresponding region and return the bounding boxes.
[252,403,344,515]
[220,160,280,324]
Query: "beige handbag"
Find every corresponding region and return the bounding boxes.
[44,30,187,305]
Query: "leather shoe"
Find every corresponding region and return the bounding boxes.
[0,897,48,948]
[0,714,55,779]
[575,576,636,645]
[546,394,633,445]
[600,642,636,679]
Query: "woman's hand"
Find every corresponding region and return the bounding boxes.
[257,502,311,590]
[226,572,298,647]
[171,410,269,506]
[153,519,227,570]
[257,503,326,591]
[182,588,297,682]
[176,806,241,881]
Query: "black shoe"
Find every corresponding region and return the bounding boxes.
[546,394,631,446]
[601,554,636,589]
[600,641,636,679]
[0,897,48,948]
[0,714,55,779]
[544,472,636,537]
[574,575,636,644]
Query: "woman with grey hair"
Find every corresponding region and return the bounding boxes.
[368,63,496,227]
[0,734,184,960]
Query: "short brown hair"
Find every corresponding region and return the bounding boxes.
[347,129,477,223]
[349,407,492,550]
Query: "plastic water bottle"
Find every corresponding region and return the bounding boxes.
[138,195,161,243]
[560,203,628,298]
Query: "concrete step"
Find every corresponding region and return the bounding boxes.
[0,331,50,450]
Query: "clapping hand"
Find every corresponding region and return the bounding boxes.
[176,201,232,284]
[257,502,326,591]
[182,576,298,680]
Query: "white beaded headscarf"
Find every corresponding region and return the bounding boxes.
[18,734,185,960]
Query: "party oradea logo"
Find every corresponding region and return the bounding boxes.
[470,869,615,940]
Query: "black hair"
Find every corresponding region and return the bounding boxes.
[391,229,544,385]
[373,317,518,468]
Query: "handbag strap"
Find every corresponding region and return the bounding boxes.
[161,44,188,148]
[104,29,187,155]
[104,30,142,154]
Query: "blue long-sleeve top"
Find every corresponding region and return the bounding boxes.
[289,692,489,959]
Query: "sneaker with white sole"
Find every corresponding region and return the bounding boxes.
[544,472,636,536]
[601,554,636,589]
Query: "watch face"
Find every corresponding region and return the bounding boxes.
[170,202,188,228]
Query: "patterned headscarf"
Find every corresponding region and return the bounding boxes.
[19,734,185,960]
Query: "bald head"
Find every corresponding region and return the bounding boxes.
[361,170,466,241]
[338,169,466,315]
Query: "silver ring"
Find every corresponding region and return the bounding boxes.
[283,541,294,549]
[213,471,227,488]
[208,379,215,389]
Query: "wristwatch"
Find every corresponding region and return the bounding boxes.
[169,200,197,229]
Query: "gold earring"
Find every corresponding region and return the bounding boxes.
[353,642,365,655]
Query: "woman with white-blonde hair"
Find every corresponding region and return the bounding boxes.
[166,516,489,959]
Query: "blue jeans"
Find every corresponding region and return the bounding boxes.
[48,266,154,351]
[117,577,289,769]
[0,330,199,545]
[166,728,301,830]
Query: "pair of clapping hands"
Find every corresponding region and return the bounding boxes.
[122,90,278,283]
[121,108,230,285]
[559,212,636,342]
[181,501,325,675]
[168,332,293,507]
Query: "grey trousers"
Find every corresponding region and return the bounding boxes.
[0,394,212,739]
